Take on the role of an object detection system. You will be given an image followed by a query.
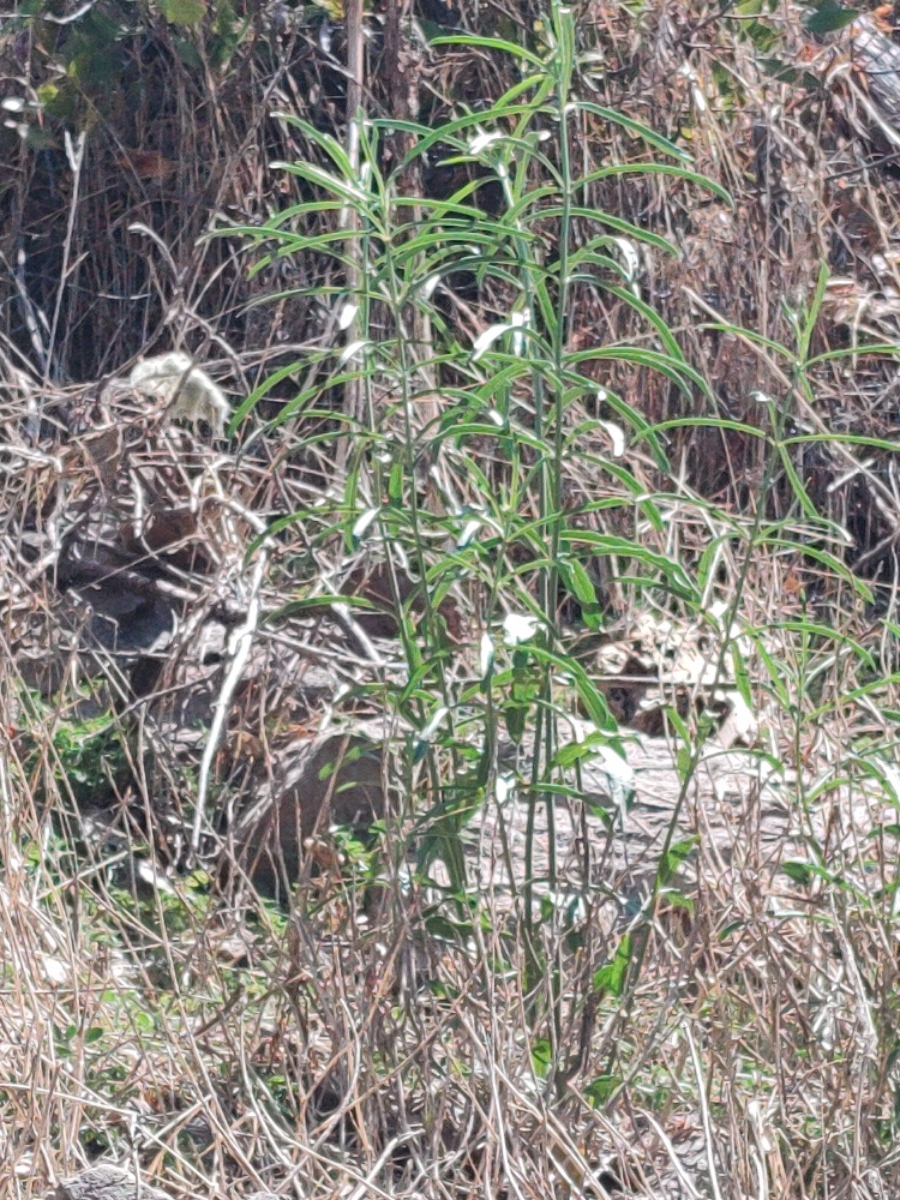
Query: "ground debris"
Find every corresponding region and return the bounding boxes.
[51,1166,277,1200]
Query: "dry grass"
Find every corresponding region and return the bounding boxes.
[5,2,900,1199]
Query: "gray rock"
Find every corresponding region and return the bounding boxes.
[53,1165,170,1200]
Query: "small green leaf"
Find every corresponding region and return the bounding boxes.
[504,703,528,744]
[664,889,694,914]
[718,920,745,940]
[804,3,856,34]
[559,558,602,628]
[782,859,839,886]
[24,126,59,151]
[657,836,698,887]
[162,0,207,25]
[675,744,692,783]
[531,1036,552,1079]
[388,459,404,504]
[423,909,473,943]
[730,639,753,709]
[593,932,633,999]
[172,34,203,67]
[584,1074,621,1106]
[782,860,814,886]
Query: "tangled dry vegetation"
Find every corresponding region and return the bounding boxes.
[6,2,900,1199]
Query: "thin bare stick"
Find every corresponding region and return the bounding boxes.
[190,513,271,856]
[44,132,87,388]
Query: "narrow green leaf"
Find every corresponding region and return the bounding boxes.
[531,1036,552,1079]
[429,33,546,67]
[593,932,633,998]
[559,558,601,627]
